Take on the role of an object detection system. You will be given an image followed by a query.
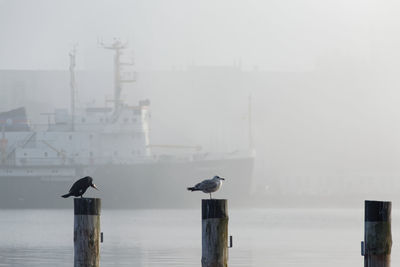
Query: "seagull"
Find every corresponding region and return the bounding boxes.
[187,175,225,199]
[61,176,98,198]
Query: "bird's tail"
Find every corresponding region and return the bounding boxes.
[61,193,72,198]
[187,187,198,191]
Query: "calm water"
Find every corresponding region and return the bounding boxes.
[0,208,398,266]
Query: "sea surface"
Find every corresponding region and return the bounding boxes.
[0,208,398,266]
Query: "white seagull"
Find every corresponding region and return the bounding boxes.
[187,175,225,199]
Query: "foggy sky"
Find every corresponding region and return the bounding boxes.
[3,0,400,193]
[0,0,395,71]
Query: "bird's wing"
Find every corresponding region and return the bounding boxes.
[196,179,218,191]
[193,180,203,189]
[69,182,77,193]
[69,178,84,193]
[194,179,208,189]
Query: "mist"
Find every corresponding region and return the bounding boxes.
[1,0,400,207]
[4,1,400,267]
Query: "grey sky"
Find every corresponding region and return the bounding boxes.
[0,0,391,71]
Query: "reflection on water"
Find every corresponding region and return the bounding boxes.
[0,247,70,266]
[0,208,396,266]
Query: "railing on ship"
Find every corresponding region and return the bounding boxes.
[12,156,151,166]
[30,122,146,133]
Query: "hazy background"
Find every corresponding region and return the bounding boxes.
[2,0,400,203]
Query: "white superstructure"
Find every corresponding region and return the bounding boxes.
[11,104,150,166]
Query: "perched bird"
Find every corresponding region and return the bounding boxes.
[61,176,98,198]
[187,175,225,199]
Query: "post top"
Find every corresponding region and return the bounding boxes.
[365,200,391,222]
[74,198,101,215]
[202,199,228,219]
[365,200,392,205]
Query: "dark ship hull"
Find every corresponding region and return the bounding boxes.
[0,156,254,209]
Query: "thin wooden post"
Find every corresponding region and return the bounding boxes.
[74,198,101,267]
[202,199,228,267]
[364,200,392,267]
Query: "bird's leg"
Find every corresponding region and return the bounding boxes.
[80,195,83,198]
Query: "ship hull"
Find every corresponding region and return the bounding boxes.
[0,157,254,209]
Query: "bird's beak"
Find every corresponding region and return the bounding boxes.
[91,184,99,190]
[220,177,225,180]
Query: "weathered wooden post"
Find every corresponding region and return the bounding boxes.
[202,199,228,267]
[363,200,392,267]
[74,198,101,267]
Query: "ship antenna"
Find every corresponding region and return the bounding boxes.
[69,44,77,131]
[99,38,134,116]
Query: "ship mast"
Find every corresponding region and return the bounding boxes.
[0,125,6,164]
[69,46,77,131]
[248,93,254,150]
[100,39,135,114]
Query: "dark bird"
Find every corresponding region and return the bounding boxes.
[61,176,98,198]
[187,175,225,199]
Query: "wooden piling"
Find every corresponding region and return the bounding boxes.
[364,200,392,267]
[74,198,101,267]
[202,199,228,267]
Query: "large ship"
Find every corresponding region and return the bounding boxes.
[0,41,255,209]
